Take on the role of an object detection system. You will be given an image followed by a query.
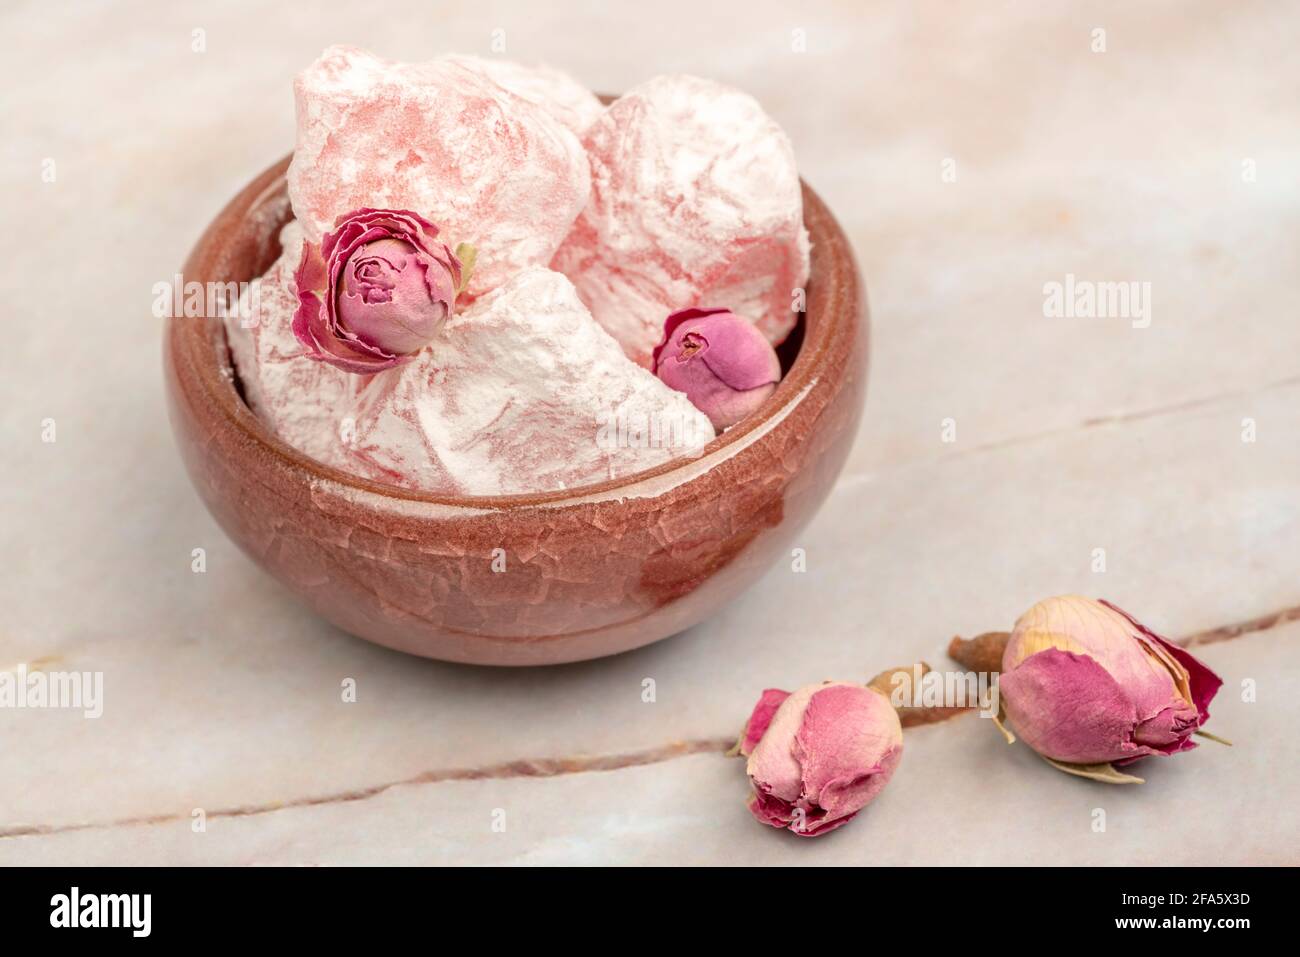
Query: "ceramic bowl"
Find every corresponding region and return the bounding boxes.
[164,155,867,665]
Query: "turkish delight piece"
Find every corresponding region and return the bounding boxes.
[288,46,590,296]
[443,54,603,137]
[551,74,810,366]
[329,266,716,495]
[225,220,362,463]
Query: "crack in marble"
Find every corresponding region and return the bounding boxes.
[1181,603,1300,647]
[949,372,1300,460]
[0,737,735,840]
[2,600,1296,842]
[833,373,1300,487]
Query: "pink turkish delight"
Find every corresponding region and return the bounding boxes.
[443,54,604,138]
[552,74,810,366]
[288,46,590,296]
[225,221,363,463]
[226,54,806,496]
[324,266,716,495]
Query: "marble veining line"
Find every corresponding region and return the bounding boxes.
[0,738,735,840]
[948,372,1300,460]
[1181,603,1300,647]
[829,373,1300,488]
[2,600,1296,841]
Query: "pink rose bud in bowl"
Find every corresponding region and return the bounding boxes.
[652,308,781,430]
[738,681,903,837]
[293,207,465,373]
[998,595,1224,776]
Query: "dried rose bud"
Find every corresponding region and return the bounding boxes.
[738,681,903,837]
[651,308,781,429]
[999,596,1223,774]
[293,208,466,373]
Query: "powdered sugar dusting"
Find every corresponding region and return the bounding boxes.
[225,220,364,462]
[287,46,591,296]
[225,56,810,498]
[321,267,716,495]
[551,74,809,365]
[443,54,604,137]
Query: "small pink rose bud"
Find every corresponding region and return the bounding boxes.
[652,308,781,429]
[999,596,1223,768]
[738,681,903,837]
[293,208,465,374]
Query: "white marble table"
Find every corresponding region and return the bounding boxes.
[3,0,1297,865]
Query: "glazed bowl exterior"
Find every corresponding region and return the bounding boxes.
[164,155,868,665]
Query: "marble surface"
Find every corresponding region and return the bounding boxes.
[3,0,1298,864]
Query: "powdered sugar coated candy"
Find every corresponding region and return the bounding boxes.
[288,46,590,296]
[325,266,716,495]
[224,221,364,463]
[443,54,603,138]
[551,74,810,366]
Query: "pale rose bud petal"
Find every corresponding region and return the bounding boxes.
[293,207,463,374]
[746,686,813,804]
[652,308,781,430]
[999,596,1223,767]
[744,681,902,837]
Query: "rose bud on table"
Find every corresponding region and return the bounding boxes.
[736,681,903,837]
[652,307,781,429]
[293,207,470,373]
[993,595,1227,783]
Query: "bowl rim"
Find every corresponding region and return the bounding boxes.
[173,156,859,510]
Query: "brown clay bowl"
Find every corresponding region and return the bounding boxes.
[164,155,867,665]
